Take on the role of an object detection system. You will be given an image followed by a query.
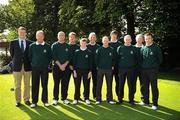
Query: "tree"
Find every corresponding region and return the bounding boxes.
[0,0,180,69]
[94,0,137,43]
[30,0,61,42]
[0,0,34,39]
[58,0,99,40]
[157,0,180,69]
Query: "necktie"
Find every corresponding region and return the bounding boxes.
[21,41,24,52]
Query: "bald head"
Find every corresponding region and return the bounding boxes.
[57,31,65,43]
[124,35,132,46]
[36,30,44,43]
[88,32,96,44]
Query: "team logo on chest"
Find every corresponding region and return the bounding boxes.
[150,51,153,55]
[43,49,47,53]
[130,51,133,54]
[65,48,68,52]
[109,52,112,56]
[85,54,88,58]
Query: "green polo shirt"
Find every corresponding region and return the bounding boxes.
[29,42,51,69]
[51,42,70,64]
[73,48,92,70]
[96,46,115,70]
[141,43,162,69]
[117,45,138,69]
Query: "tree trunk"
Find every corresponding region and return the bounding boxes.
[126,12,135,44]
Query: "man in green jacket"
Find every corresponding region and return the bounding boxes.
[67,32,79,91]
[51,31,71,105]
[134,34,145,102]
[117,35,138,105]
[87,32,100,100]
[109,30,122,98]
[29,30,52,108]
[140,32,162,110]
[95,36,116,105]
[72,38,92,105]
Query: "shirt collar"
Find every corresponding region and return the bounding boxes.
[36,41,45,45]
[124,43,131,46]
[103,46,109,48]
[19,38,25,42]
[135,44,143,48]
[69,42,76,45]
[80,47,87,51]
[89,42,96,45]
[58,40,65,44]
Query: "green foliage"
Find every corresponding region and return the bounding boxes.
[0,0,180,67]
[0,0,34,30]
[58,0,85,33]
[30,0,61,42]
[6,30,18,41]
[0,0,179,40]
[0,5,7,33]
[0,0,34,41]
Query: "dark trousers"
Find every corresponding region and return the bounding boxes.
[113,66,119,97]
[52,65,71,101]
[74,69,89,100]
[87,68,97,98]
[134,68,144,101]
[32,68,48,104]
[96,69,113,102]
[67,68,76,89]
[118,68,135,102]
[141,68,159,106]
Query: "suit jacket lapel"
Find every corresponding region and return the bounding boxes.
[16,39,21,50]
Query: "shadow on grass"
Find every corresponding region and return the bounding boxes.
[19,101,180,120]
[19,105,73,120]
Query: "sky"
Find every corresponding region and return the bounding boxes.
[0,0,9,5]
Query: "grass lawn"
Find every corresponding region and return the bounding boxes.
[0,73,180,120]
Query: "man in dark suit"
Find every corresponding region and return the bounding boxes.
[10,26,32,107]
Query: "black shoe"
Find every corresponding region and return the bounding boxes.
[116,100,123,104]
[130,102,135,105]
[93,97,96,100]
[10,88,15,91]
[93,95,96,100]
[129,100,136,105]
[79,98,84,101]
[25,101,31,106]
[16,102,21,107]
